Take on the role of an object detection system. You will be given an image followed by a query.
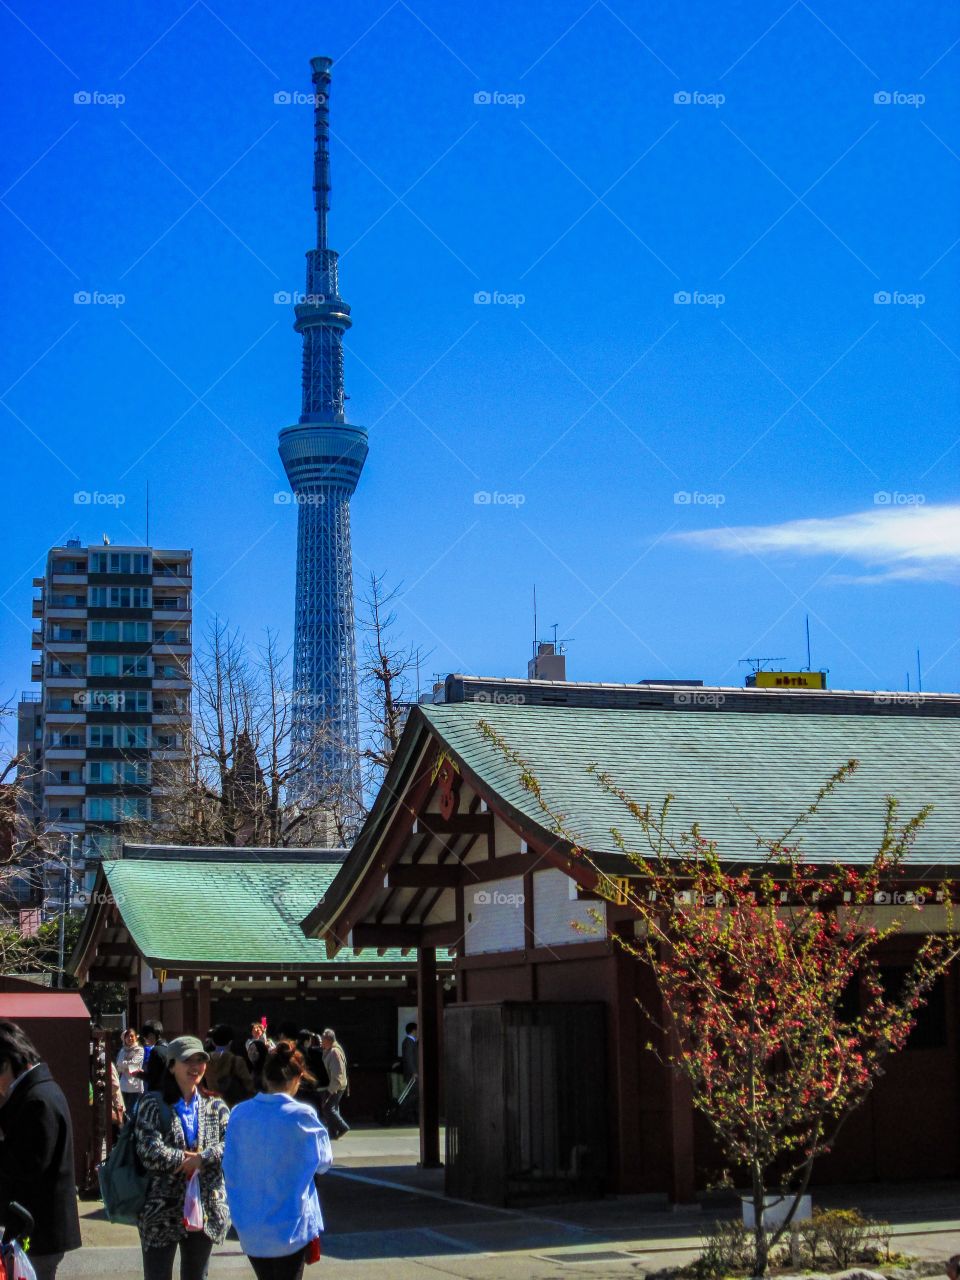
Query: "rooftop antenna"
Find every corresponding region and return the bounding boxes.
[917,648,922,693]
[804,614,812,671]
[145,480,150,546]
[739,657,784,674]
[532,584,537,659]
[548,622,575,654]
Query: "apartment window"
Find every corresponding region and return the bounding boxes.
[88,796,149,822]
[92,723,152,748]
[46,697,76,712]
[156,661,187,679]
[88,761,150,785]
[49,733,81,748]
[90,551,151,574]
[89,586,152,608]
[154,629,189,643]
[89,619,151,641]
[58,770,81,784]
[85,689,150,712]
[88,654,150,677]
[153,732,182,750]
[50,626,83,642]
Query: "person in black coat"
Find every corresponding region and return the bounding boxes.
[0,1020,82,1280]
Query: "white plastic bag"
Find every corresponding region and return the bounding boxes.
[12,1242,38,1280]
[183,1169,204,1231]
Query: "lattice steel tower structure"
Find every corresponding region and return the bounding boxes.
[279,56,367,824]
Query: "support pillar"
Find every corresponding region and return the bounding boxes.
[417,945,441,1168]
[665,1021,696,1203]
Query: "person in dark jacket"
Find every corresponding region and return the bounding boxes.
[0,1020,82,1280]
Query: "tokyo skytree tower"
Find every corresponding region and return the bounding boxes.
[278,57,367,826]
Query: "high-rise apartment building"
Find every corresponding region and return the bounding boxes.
[21,539,192,875]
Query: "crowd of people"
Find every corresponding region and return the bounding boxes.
[0,1014,388,1280]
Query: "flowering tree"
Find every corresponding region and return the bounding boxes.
[480,726,959,1275]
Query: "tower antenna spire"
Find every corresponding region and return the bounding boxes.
[278,56,369,838]
[310,56,332,251]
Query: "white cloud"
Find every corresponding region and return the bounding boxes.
[674,503,960,584]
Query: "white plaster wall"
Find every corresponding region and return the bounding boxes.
[532,868,604,947]
[462,875,525,955]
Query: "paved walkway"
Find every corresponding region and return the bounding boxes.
[66,1126,960,1278]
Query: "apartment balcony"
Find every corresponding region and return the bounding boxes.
[45,784,85,798]
[31,630,43,650]
[32,599,43,618]
[50,574,87,586]
[45,675,84,687]
[44,747,85,759]
[46,641,85,653]
[32,577,45,588]
[31,662,41,682]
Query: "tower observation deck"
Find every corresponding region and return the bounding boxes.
[278,56,367,831]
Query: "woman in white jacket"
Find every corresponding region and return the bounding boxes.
[222,1041,332,1279]
[115,1027,145,1116]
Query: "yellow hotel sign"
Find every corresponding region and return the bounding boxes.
[753,670,826,689]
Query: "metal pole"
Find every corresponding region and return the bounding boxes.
[56,833,74,988]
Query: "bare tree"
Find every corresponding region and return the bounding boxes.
[0,718,67,977]
[358,573,430,786]
[143,621,360,848]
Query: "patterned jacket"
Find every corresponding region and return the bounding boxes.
[135,1090,230,1246]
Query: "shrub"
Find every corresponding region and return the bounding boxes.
[801,1208,875,1269]
[694,1220,755,1279]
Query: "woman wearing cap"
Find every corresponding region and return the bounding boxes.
[135,1035,230,1280]
[223,1041,332,1279]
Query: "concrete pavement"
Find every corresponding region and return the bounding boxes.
[65,1126,960,1278]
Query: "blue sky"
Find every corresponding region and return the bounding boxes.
[2,0,958,740]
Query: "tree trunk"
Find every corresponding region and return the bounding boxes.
[752,1162,768,1276]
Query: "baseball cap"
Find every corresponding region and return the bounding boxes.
[165,1036,210,1063]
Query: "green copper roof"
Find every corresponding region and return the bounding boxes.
[419,703,960,866]
[102,857,413,969]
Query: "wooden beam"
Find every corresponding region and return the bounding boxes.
[388,864,462,889]
[352,920,461,950]
[352,923,420,948]
[417,812,492,836]
[87,966,127,983]
[98,941,138,958]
